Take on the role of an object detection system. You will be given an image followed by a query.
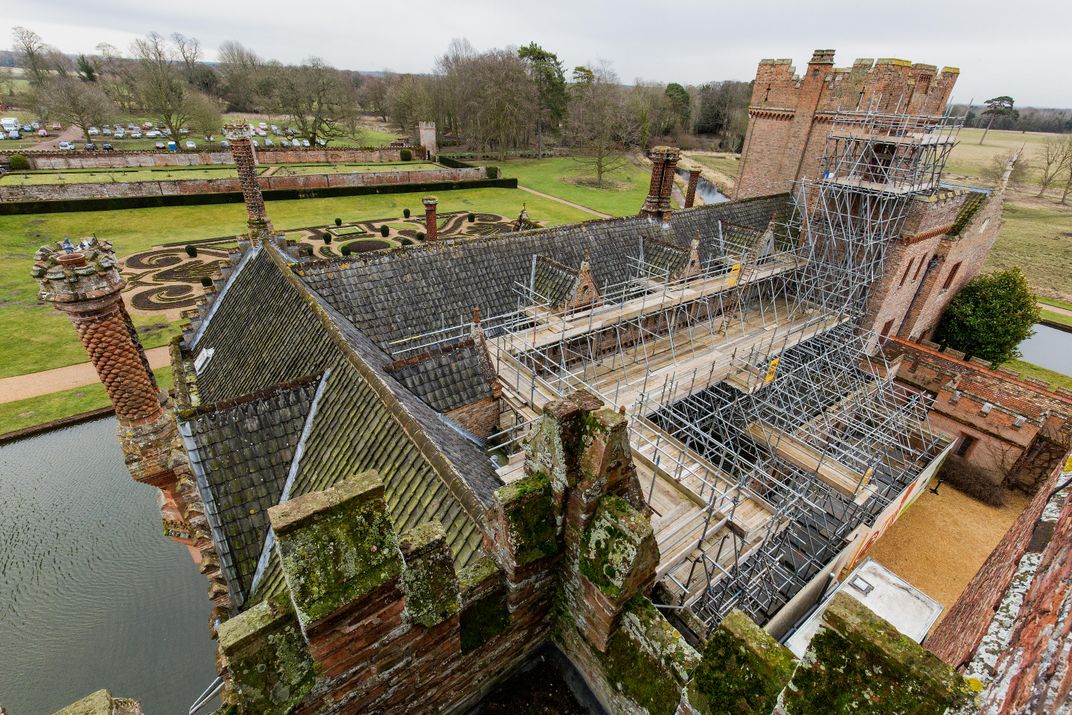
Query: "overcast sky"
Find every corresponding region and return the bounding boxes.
[5,0,1071,107]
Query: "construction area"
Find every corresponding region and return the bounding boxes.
[387,106,962,636]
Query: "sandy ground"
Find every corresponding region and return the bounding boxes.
[0,346,170,403]
[869,486,1031,625]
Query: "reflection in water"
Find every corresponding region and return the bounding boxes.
[0,418,215,714]
[677,168,729,205]
[1018,323,1071,376]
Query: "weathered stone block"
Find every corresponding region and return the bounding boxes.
[493,471,560,567]
[687,609,795,715]
[269,470,403,628]
[457,555,510,653]
[399,521,461,628]
[783,592,975,714]
[578,495,658,601]
[217,594,316,713]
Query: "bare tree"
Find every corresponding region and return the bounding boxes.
[12,26,50,85]
[186,92,222,140]
[37,77,115,141]
[568,63,636,186]
[1036,137,1072,197]
[269,59,358,146]
[95,43,140,111]
[217,41,264,112]
[1061,137,1072,205]
[132,33,196,140]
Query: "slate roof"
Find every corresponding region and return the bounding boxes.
[385,340,495,413]
[179,377,321,603]
[531,255,581,307]
[640,235,689,278]
[296,196,788,352]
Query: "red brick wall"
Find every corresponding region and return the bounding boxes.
[7,146,423,170]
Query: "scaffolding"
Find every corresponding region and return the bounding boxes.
[387,104,962,636]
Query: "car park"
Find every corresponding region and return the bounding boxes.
[22,125,33,133]
[7,130,20,140]
[102,127,112,135]
[127,122,137,130]
[142,122,153,130]
[131,131,142,139]
[219,140,230,148]
[154,142,166,149]
[58,141,74,150]
[84,143,97,151]
[291,138,300,147]
[185,140,197,149]
[114,129,125,139]
[258,122,268,130]
[146,130,160,138]
[31,122,40,130]
[301,139,310,147]
[102,143,114,151]
[51,122,62,130]
[88,127,100,135]
[264,138,274,147]
[37,129,48,137]
[179,128,188,135]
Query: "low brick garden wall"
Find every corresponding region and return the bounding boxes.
[2,145,424,170]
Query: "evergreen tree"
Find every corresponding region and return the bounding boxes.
[934,268,1040,365]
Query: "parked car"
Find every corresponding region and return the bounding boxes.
[84,143,97,151]
[316,138,326,146]
[51,122,62,130]
[142,121,153,130]
[21,125,33,133]
[114,129,125,139]
[251,139,258,146]
[179,128,188,134]
[37,129,48,137]
[301,139,310,147]
[256,129,267,137]
[88,127,100,135]
[154,142,166,149]
[146,130,160,138]
[258,122,268,130]
[185,140,197,149]
[102,143,114,151]
[58,141,74,150]
[7,131,20,140]
[102,127,112,136]
[291,138,300,147]
[131,131,142,139]
[264,138,274,147]
[31,121,40,130]
[219,140,230,148]
[127,122,137,130]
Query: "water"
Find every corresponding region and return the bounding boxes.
[1019,323,1071,376]
[677,168,729,204]
[0,418,216,714]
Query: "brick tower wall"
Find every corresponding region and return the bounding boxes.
[736,51,959,199]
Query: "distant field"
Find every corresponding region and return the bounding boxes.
[0,187,591,378]
[944,127,1062,186]
[0,161,443,185]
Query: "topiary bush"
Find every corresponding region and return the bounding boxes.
[341,245,352,256]
[399,238,413,246]
[185,245,198,257]
[8,154,30,171]
[403,208,411,219]
[416,231,425,241]
[380,225,390,237]
[467,212,475,223]
[200,276,213,287]
[322,233,332,244]
[400,148,412,161]
[334,217,342,226]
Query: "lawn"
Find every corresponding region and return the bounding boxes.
[1007,360,1072,391]
[1040,309,1072,329]
[483,156,662,216]
[0,187,591,378]
[0,366,172,436]
[687,154,740,194]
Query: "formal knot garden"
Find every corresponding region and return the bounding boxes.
[120,209,534,318]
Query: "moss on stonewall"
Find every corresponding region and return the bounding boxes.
[495,470,559,565]
[218,593,316,713]
[460,588,511,652]
[599,595,698,715]
[270,471,403,626]
[399,521,460,627]
[578,495,652,598]
[688,609,796,715]
[783,593,976,714]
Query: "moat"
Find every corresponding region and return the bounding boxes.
[0,418,216,714]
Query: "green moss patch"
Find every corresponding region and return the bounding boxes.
[578,495,654,598]
[688,609,795,715]
[495,471,559,565]
[399,522,461,628]
[460,589,511,653]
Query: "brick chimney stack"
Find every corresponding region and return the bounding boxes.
[640,146,680,223]
[224,123,273,243]
[684,168,701,208]
[423,196,439,241]
[32,238,177,485]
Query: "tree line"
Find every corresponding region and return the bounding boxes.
[7,28,752,159]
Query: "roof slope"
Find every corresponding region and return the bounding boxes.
[180,378,320,602]
[296,197,788,351]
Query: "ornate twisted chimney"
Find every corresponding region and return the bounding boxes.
[423,196,439,241]
[32,238,177,485]
[640,146,680,223]
[224,123,274,243]
[684,168,701,208]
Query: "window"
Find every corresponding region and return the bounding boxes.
[763,83,771,102]
[955,434,976,457]
[913,255,929,281]
[899,258,915,287]
[942,262,962,290]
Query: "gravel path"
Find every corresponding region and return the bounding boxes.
[0,346,171,403]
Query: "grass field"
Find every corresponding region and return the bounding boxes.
[1008,359,1072,391]
[0,367,172,436]
[0,187,590,378]
[483,157,660,216]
